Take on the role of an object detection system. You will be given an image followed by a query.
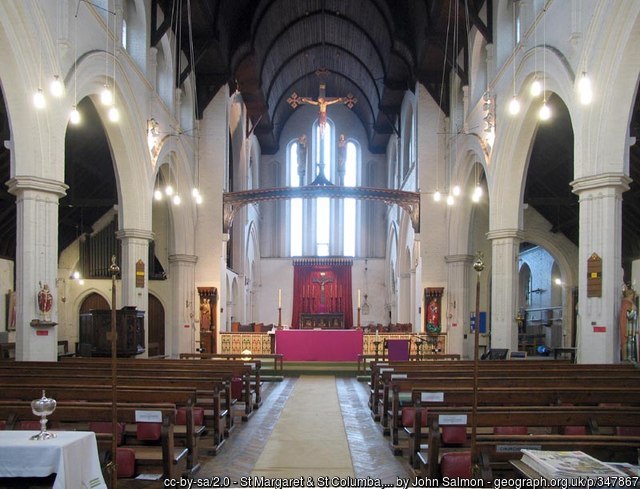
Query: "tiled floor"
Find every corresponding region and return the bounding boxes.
[117,376,414,488]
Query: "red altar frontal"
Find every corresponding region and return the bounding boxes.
[275,329,363,361]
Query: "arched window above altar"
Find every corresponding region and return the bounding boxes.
[286,118,361,257]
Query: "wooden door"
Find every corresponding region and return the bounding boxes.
[147,294,165,357]
[78,293,110,356]
[79,292,109,313]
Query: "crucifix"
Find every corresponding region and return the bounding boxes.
[312,273,334,307]
[288,83,357,136]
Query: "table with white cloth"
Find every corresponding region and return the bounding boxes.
[0,430,107,489]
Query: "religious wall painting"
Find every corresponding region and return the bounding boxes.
[424,287,444,334]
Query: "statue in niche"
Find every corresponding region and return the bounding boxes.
[37,282,53,321]
[200,298,211,331]
[620,284,638,362]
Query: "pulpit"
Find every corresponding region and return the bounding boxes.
[79,306,145,357]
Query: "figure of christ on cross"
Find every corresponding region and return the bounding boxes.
[312,274,334,311]
[298,83,356,135]
[301,98,345,135]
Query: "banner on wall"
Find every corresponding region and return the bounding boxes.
[470,311,487,333]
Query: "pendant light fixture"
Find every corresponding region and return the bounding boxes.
[50,75,64,98]
[578,72,592,105]
[472,163,483,203]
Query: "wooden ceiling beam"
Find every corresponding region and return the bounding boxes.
[151,0,172,47]
[458,0,492,43]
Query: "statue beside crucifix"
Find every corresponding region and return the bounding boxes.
[312,273,334,312]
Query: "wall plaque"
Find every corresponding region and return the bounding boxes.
[587,253,602,298]
[135,259,145,288]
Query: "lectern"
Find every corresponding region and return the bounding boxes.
[79,306,145,357]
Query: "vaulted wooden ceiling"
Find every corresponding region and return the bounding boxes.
[154,0,491,153]
[0,1,639,280]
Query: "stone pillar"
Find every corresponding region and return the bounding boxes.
[116,228,153,357]
[487,229,523,352]
[571,173,630,363]
[445,254,474,357]
[168,254,197,356]
[195,89,227,341]
[7,176,68,361]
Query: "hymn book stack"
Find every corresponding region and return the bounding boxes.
[520,450,628,479]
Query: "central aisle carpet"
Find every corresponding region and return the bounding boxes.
[251,376,355,479]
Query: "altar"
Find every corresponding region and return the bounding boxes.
[275,329,363,361]
[299,312,344,329]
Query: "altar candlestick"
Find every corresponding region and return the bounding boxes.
[278,289,282,308]
[358,289,361,308]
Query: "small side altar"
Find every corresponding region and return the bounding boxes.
[299,312,344,329]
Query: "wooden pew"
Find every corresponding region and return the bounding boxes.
[0,369,229,454]
[385,376,640,447]
[179,352,284,376]
[410,405,640,480]
[0,401,190,481]
[373,363,640,426]
[368,360,637,416]
[0,384,202,470]
[60,357,263,408]
[1,358,254,416]
[401,387,640,465]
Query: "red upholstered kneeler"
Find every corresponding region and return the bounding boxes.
[116,447,136,478]
[89,421,126,445]
[440,452,472,478]
[17,420,42,431]
[442,425,467,444]
[137,422,162,441]
[401,407,428,427]
[177,407,204,425]
[231,377,243,401]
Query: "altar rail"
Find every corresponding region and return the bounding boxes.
[219,331,447,356]
[220,332,274,354]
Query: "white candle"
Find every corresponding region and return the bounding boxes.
[278,289,282,308]
[358,289,361,308]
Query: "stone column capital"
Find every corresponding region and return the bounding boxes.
[486,228,525,241]
[116,228,155,241]
[6,176,68,198]
[571,173,632,195]
[445,254,475,264]
[169,254,198,265]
